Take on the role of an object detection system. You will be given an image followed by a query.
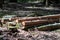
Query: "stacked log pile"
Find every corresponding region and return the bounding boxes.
[1,14,60,30]
[18,14,60,28]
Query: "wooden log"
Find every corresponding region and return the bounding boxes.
[18,17,41,22]
[22,20,46,26]
[21,19,60,28]
[22,20,49,27]
[18,14,60,22]
[37,23,60,31]
[38,26,60,31]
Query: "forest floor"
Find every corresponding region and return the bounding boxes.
[0,29,60,40]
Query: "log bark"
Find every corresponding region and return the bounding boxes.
[18,14,60,22]
[18,17,41,22]
[38,25,60,31]
[21,19,59,28]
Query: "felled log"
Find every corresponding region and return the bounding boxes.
[37,23,60,31]
[21,20,49,27]
[38,25,60,31]
[22,20,46,26]
[18,14,60,22]
[21,19,60,28]
[18,17,41,22]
